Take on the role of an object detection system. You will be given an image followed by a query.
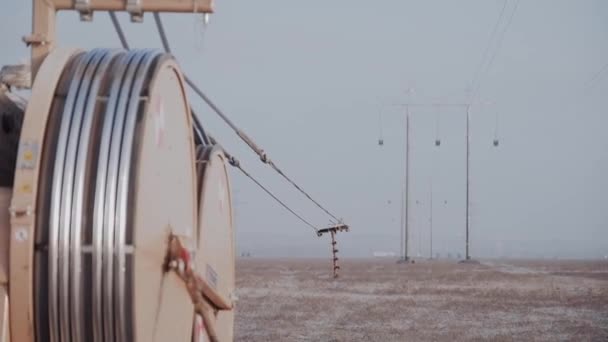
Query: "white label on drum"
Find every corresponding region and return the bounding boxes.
[185,225,193,238]
[14,227,28,242]
[17,141,39,169]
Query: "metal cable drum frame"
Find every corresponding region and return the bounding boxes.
[9,48,235,342]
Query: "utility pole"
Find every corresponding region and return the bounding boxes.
[381,100,486,263]
[404,107,410,262]
[429,172,433,259]
[400,183,404,259]
[465,105,471,261]
[397,107,410,263]
[399,184,404,260]
[382,101,486,263]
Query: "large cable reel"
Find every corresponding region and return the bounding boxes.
[8,48,235,342]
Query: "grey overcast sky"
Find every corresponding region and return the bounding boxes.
[1,1,607,258]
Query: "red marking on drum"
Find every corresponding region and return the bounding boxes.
[180,248,191,264]
[153,95,166,147]
[194,315,207,342]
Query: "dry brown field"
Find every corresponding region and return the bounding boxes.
[234,258,608,341]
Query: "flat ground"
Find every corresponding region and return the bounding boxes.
[234,258,608,341]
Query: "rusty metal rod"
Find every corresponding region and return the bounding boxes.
[166,236,233,311]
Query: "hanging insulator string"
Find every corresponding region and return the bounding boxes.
[493,110,500,146]
[378,108,384,146]
[435,105,441,146]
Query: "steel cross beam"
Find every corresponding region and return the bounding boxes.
[389,103,470,108]
[28,0,214,81]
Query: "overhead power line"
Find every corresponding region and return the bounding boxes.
[469,0,508,97]
[151,13,342,223]
[478,0,520,88]
[470,0,521,100]
[108,12,323,233]
[583,62,608,92]
[109,12,130,49]
[211,136,319,233]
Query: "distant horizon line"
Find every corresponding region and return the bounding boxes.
[236,256,608,261]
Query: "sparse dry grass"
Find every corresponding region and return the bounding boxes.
[234,258,608,341]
